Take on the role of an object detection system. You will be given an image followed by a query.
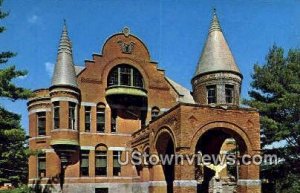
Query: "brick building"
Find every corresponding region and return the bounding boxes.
[27,11,261,193]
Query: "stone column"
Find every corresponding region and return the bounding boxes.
[237,179,261,193]
[149,163,167,193]
[89,150,95,177]
[237,163,261,193]
[173,149,197,193]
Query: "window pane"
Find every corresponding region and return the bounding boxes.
[38,154,46,177]
[97,113,105,123]
[225,85,234,103]
[37,112,46,135]
[95,151,107,176]
[53,102,60,129]
[80,151,89,176]
[108,68,118,86]
[207,85,216,104]
[69,102,76,130]
[95,188,108,193]
[96,157,107,167]
[133,69,143,88]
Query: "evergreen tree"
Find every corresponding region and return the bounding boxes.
[0,0,32,186]
[245,45,300,193]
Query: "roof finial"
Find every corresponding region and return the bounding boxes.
[209,8,222,33]
[213,7,217,15]
[122,26,130,37]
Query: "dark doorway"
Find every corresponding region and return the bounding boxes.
[155,131,175,193]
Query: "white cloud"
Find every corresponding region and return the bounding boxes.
[45,62,54,77]
[17,75,28,80]
[28,15,39,24]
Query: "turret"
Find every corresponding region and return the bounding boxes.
[49,21,80,166]
[192,9,242,106]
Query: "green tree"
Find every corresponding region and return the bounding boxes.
[245,45,300,193]
[0,0,32,187]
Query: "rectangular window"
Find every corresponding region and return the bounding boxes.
[85,106,91,132]
[53,102,60,129]
[95,151,107,176]
[69,102,76,130]
[95,188,108,193]
[225,85,234,104]
[108,69,118,87]
[97,107,105,133]
[113,151,121,176]
[207,85,216,104]
[80,150,89,176]
[38,153,46,178]
[120,66,131,86]
[37,112,46,136]
[111,109,117,133]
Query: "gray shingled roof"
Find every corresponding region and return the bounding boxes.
[194,11,241,77]
[51,22,78,88]
[166,77,195,104]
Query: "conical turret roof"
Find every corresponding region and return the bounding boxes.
[194,10,241,77]
[51,21,78,88]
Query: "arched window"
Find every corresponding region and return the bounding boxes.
[95,144,108,176]
[108,65,143,88]
[96,103,106,133]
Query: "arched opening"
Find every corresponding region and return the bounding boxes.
[194,128,248,193]
[155,131,175,193]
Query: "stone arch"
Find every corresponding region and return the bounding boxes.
[191,121,256,193]
[190,121,253,154]
[153,126,176,193]
[95,143,108,151]
[153,126,177,152]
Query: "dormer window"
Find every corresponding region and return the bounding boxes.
[207,85,216,104]
[108,65,143,88]
[151,107,160,120]
[225,85,234,104]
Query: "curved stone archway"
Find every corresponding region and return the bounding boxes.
[151,129,176,193]
[190,122,260,193]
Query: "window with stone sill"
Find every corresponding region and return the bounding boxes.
[225,84,234,104]
[37,153,46,178]
[96,105,105,133]
[37,112,46,136]
[95,150,107,176]
[85,106,91,132]
[80,150,89,176]
[69,102,76,130]
[53,101,60,129]
[207,85,217,104]
[108,64,143,88]
[111,109,117,133]
[113,151,122,176]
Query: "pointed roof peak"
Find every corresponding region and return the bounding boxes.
[58,20,72,55]
[209,8,222,33]
[51,21,78,88]
[193,11,241,78]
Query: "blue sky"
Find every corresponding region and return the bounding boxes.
[1,0,299,133]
